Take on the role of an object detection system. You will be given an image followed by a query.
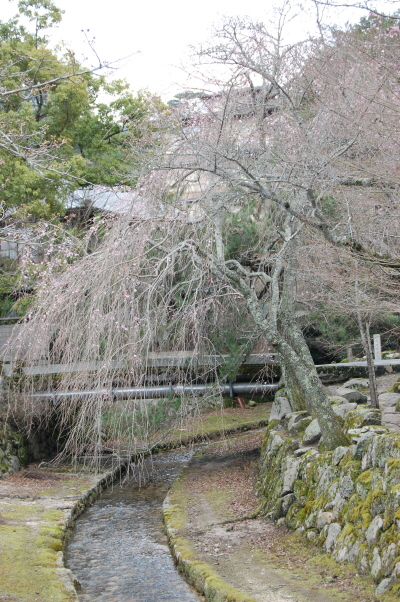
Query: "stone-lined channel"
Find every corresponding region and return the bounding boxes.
[66,449,203,602]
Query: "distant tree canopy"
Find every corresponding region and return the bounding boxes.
[0,0,164,219]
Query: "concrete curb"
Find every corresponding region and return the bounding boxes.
[163,492,257,602]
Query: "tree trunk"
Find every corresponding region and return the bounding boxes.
[276,240,350,450]
[280,359,309,412]
[276,326,350,450]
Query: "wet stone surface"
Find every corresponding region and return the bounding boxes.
[66,450,203,602]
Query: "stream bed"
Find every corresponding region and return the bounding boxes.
[66,449,203,602]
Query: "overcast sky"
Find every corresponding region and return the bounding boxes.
[3,0,398,101]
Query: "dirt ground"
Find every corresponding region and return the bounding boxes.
[0,467,92,499]
[172,426,397,602]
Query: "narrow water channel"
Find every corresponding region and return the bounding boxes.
[66,449,203,602]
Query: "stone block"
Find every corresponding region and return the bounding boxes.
[366,515,383,545]
[338,474,355,499]
[281,493,296,516]
[381,409,400,432]
[302,419,321,445]
[7,455,20,474]
[287,411,309,432]
[269,395,292,422]
[375,578,394,596]
[384,485,400,526]
[317,511,333,529]
[381,543,397,578]
[344,408,381,432]
[328,395,349,405]
[337,387,368,403]
[281,457,301,496]
[332,402,357,420]
[289,416,312,436]
[327,386,339,396]
[267,432,284,454]
[379,392,400,408]
[392,562,400,578]
[371,548,382,580]
[325,522,342,553]
[332,446,348,466]
[342,378,369,390]
[293,446,315,457]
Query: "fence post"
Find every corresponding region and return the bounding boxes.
[373,334,382,361]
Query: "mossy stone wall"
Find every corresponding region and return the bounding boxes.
[258,421,400,596]
[0,420,28,477]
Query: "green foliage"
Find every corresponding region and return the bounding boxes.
[304,311,359,349]
[224,200,262,260]
[167,90,205,107]
[18,1,64,42]
[0,1,165,217]
[319,195,340,223]
[0,261,18,318]
[304,309,400,361]
[218,338,247,382]
[353,9,400,36]
[102,397,183,439]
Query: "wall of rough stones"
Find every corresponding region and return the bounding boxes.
[258,384,400,597]
[0,420,27,477]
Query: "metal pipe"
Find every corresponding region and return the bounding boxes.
[30,382,278,401]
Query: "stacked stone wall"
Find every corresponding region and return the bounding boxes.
[0,419,27,477]
[258,412,400,596]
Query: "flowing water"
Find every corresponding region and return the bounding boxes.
[66,449,203,602]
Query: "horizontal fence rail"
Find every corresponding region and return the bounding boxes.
[2,352,279,376]
[315,360,400,368]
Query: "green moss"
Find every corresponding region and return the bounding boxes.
[342,461,362,481]
[357,470,373,488]
[293,500,315,523]
[0,511,74,602]
[36,524,64,551]
[39,525,64,538]
[35,536,63,553]
[380,524,400,548]
[344,408,381,431]
[260,419,279,454]
[364,488,385,519]
[163,405,271,447]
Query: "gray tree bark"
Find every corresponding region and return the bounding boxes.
[275,240,350,449]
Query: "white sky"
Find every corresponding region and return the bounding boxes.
[2,0,399,101]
